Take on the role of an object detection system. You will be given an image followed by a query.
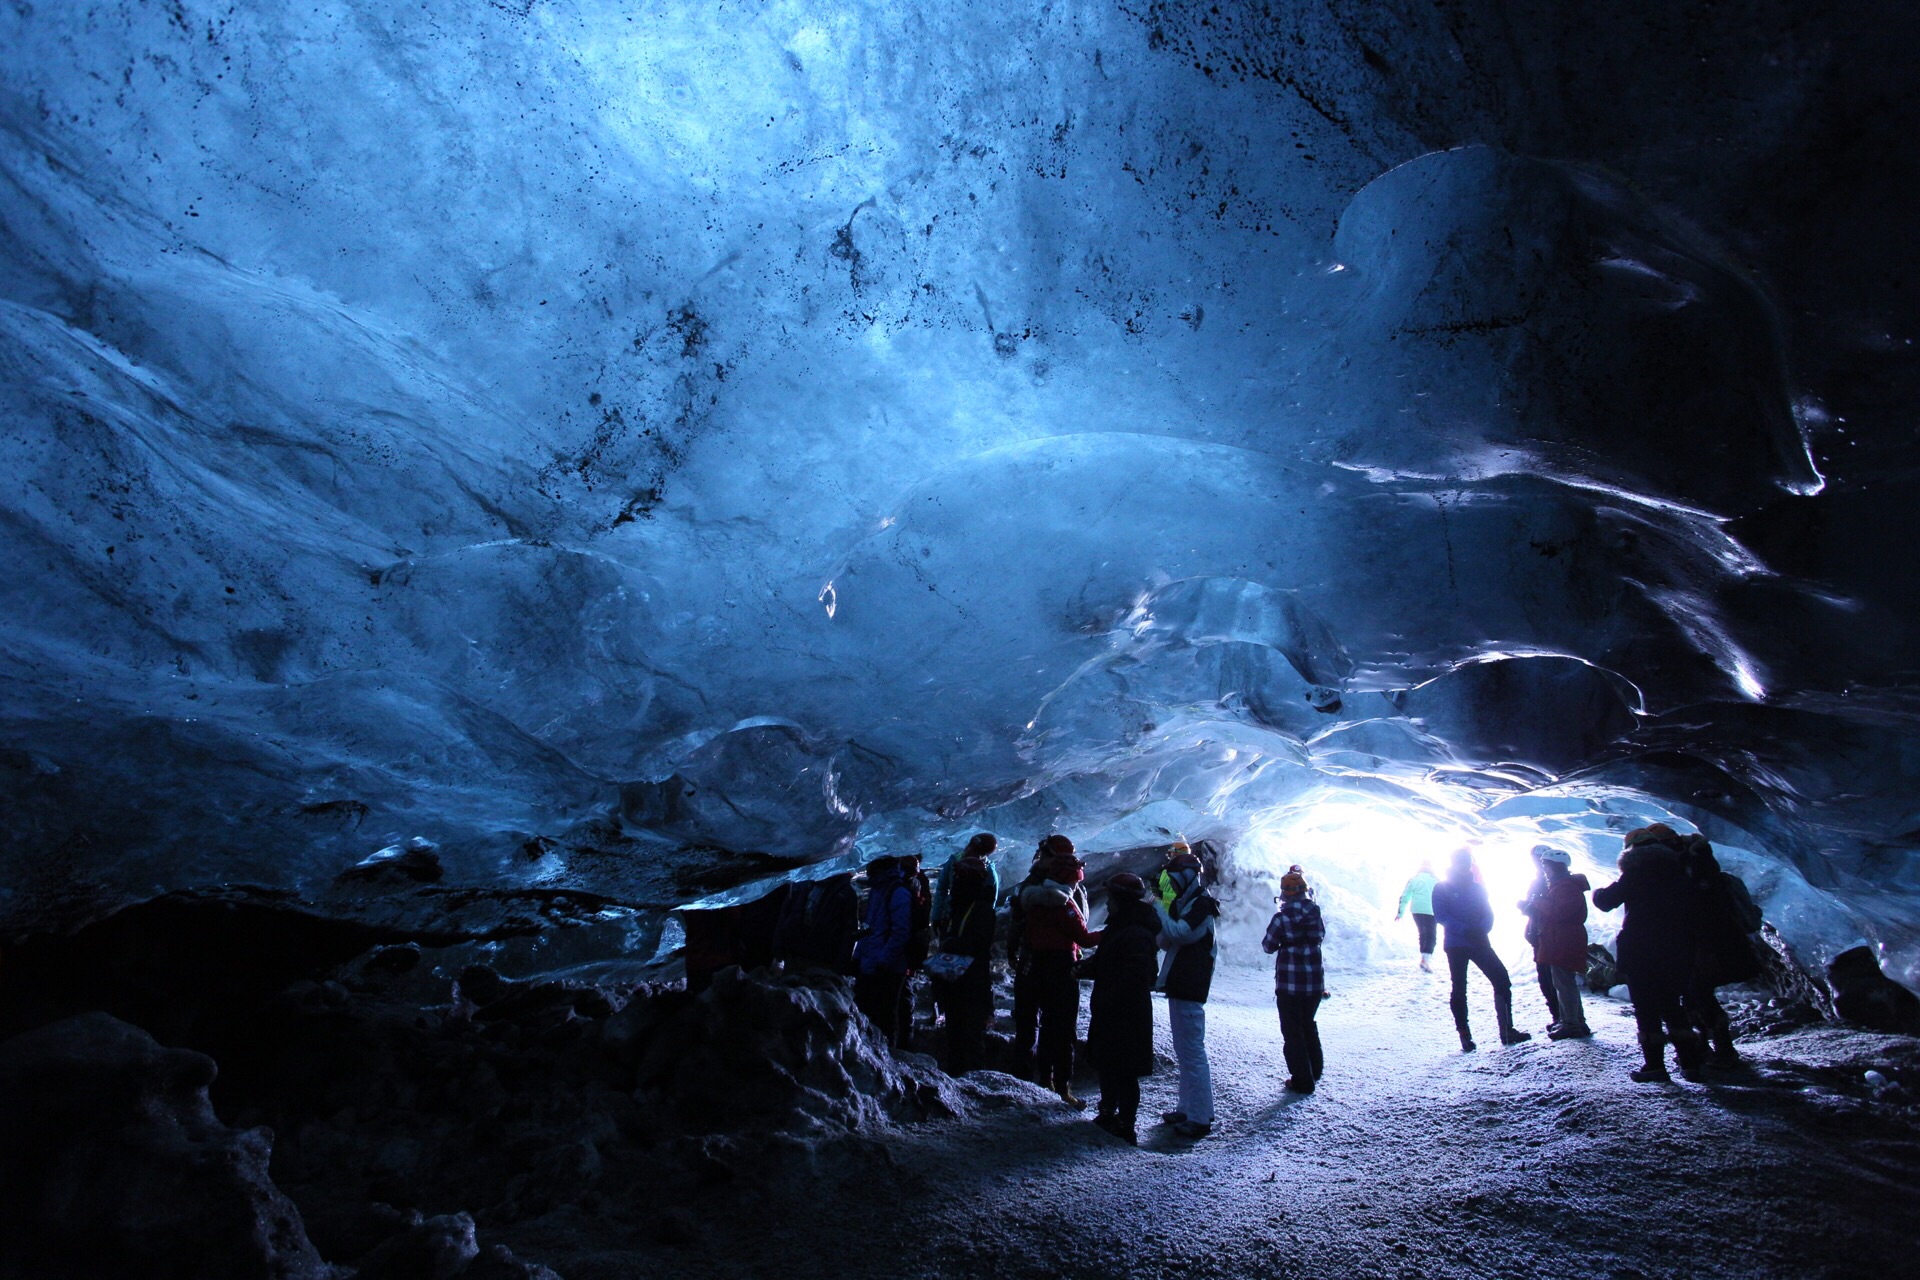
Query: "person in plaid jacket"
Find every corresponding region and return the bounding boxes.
[1262,865,1327,1094]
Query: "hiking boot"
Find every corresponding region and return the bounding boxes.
[1284,1077,1314,1094]
[1057,1088,1087,1110]
[1548,1024,1592,1040]
[1171,1120,1213,1140]
[1092,1112,1126,1141]
[1459,1032,1477,1053]
[1630,1064,1672,1084]
[1160,1110,1187,1125]
[1419,955,1432,973]
[1499,1027,1533,1045]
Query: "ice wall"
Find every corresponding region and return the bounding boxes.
[2,0,1918,975]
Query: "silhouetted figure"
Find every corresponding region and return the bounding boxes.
[932,832,998,944]
[897,853,934,1037]
[1157,844,1219,1139]
[1520,847,1562,1026]
[1593,824,1706,1082]
[1003,845,1050,1080]
[772,873,860,975]
[1431,847,1530,1051]
[853,857,914,1048]
[933,836,999,1075]
[1084,873,1159,1144]
[1395,861,1438,972]
[680,905,739,996]
[1018,838,1101,1106]
[1262,865,1326,1093]
[1679,833,1762,1061]
[1521,846,1592,1040]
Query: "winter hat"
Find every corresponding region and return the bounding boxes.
[1038,834,1076,858]
[1164,842,1201,870]
[1108,873,1147,899]
[1533,845,1572,867]
[1623,823,1679,849]
[1280,868,1309,897]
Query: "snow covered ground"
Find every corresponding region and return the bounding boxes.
[546,958,1920,1280]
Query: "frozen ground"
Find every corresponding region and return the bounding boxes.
[532,960,1920,1280]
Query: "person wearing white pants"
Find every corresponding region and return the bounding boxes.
[1155,846,1220,1140]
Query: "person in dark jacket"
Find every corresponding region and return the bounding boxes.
[1431,847,1531,1051]
[1679,833,1761,1062]
[852,857,914,1048]
[1262,865,1326,1094]
[773,873,861,976]
[1156,846,1219,1139]
[895,853,935,1038]
[1592,824,1706,1082]
[1019,839,1103,1106]
[1003,844,1052,1081]
[933,840,1000,1075]
[1084,873,1160,1144]
[1521,846,1592,1039]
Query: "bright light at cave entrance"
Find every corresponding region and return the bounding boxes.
[1236,796,1542,958]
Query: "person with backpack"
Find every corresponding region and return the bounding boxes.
[1018,837,1103,1105]
[1431,847,1531,1051]
[894,852,935,1040]
[932,833,998,943]
[1395,861,1439,972]
[1520,846,1592,1040]
[1679,833,1762,1062]
[932,836,1000,1074]
[1156,845,1220,1139]
[1083,873,1160,1144]
[772,872,860,975]
[1262,865,1326,1094]
[1593,824,1707,1082]
[853,856,915,1047]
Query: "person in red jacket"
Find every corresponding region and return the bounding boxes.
[1017,838,1103,1106]
[1521,846,1592,1039]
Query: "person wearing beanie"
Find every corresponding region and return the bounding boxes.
[1595,825,1707,1081]
[1519,845,1566,1027]
[1156,849,1221,1139]
[1083,873,1160,1144]
[1155,840,1199,909]
[1430,847,1531,1051]
[1395,860,1440,972]
[1016,839,1103,1106]
[1520,846,1593,1040]
[1262,866,1327,1093]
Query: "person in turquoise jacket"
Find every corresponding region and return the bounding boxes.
[1396,862,1439,972]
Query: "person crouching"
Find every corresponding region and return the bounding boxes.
[1262,865,1327,1094]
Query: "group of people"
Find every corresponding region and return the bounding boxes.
[837,832,1306,1145]
[790,816,1765,1153]
[1397,823,1765,1081]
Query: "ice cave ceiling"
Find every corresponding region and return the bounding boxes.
[2,1,1918,960]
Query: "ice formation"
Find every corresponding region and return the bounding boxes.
[3,1,1918,984]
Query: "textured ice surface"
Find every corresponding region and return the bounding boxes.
[2,2,1918,978]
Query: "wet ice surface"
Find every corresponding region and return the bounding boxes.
[569,962,1920,1280]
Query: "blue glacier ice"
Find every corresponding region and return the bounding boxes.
[2,0,1918,985]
